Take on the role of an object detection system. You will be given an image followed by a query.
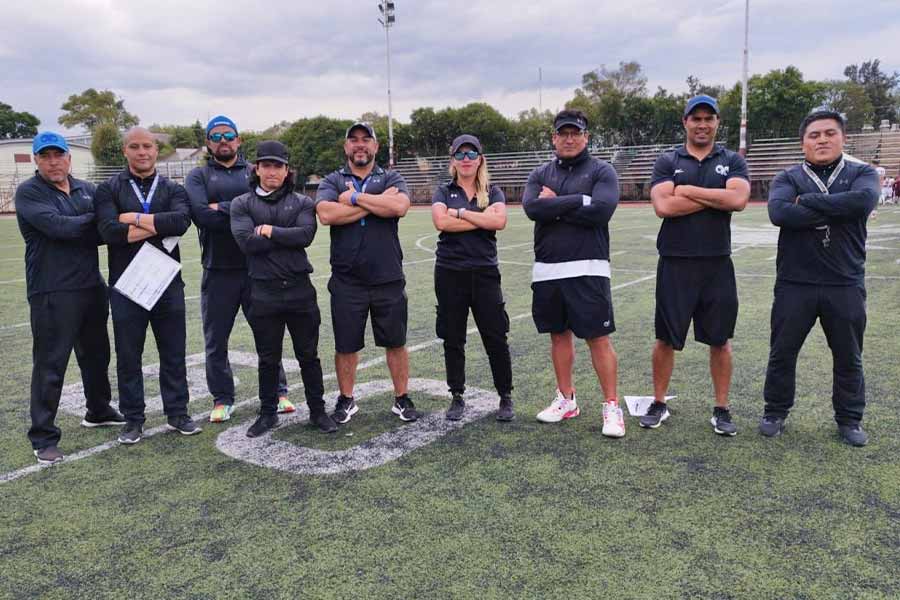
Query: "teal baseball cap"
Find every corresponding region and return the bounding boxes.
[32,131,70,154]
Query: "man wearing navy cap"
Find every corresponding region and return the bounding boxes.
[15,132,124,464]
[641,95,750,435]
[186,116,293,424]
[316,122,418,423]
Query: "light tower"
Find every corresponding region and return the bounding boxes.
[378,1,396,167]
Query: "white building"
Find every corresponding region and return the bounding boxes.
[0,139,95,211]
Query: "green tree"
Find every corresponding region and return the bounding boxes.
[91,121,123,166]
[576,61,647,101]
[409,107,459,157]
[0,101,40,139]
[510,109,554,152]
[280,116,351,184]
[843,59,899,125]
[821,80,875,131]
[59,88,139,132]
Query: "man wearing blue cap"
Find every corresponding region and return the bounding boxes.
[186,116,293,423]
[641,95,750,435]
[15,131,124,464]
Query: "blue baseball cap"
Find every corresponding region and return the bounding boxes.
[206,115,238,136]
[684,94,719,117]
[32,131,70,154]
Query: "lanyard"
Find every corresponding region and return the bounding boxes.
[801,158,844,249]
[351,174,372,226]
[129,174,159,214]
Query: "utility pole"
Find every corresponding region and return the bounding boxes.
[739,0,750,157]
[378,1,396,167]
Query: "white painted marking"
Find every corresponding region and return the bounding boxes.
[766,254,778,261]
[610,250,628,257]
[497,241,533,251]
[415,233,437,254]
[0,278,25,285]
[499,260,533,267]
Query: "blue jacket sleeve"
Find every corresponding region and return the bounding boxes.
[15,183,96,241]
[768,171,828,229]
[153,182,192,237]
[94,181,131,245]
[561,162,619,227]
[797,166,879,219]
[230,196,276,255]
[271,195,318,248]
[522,168,582,222]
[186,167,229,231]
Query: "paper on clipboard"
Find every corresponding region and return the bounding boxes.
[623,395,675,416]
[113,243,181,311]
[161,236,180,253]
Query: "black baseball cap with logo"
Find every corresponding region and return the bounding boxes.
[449,134,483,155]
[554,113,588,132]
[346,122,376,139]
[255,140,289,164]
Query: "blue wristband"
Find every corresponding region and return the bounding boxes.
[351,192,359,206]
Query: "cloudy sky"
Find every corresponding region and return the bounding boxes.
[3,0,898,135]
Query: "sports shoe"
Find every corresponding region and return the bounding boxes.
[711,406,738,436]
[445,393,465,421]
[602,400,625,438]
[536,390,579,423]
[392,394,420,422]
[277,396,296,414]
[496,394,515,422]
[247,414,278,438]
[639,401,670,429]
[34,445,64,465]
[166,415,202,436]
[118,423,143,445]
[310,411,338,434]
[837,423,868,447]
[758,415,785,438]
[209,403,235,423]
[332,395,358,424]
[81,409,126,428]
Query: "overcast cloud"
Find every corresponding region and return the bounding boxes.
[2,0,898,134]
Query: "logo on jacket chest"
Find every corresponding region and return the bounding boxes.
[715,164,730,176]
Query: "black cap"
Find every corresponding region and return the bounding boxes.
[449,134,483,155]
[346,122,376,139]
[256,140,289,164]
[554,114,587,132]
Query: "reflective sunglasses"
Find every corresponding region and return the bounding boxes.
[208,131,238,143]
[453,150,480,160]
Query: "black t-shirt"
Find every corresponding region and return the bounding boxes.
[651,145,749,257]
[316,165,409,285]
[432,181,505,270]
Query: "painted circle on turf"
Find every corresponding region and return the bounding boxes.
[215,378,499,475]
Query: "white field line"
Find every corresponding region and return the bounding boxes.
[0,272,658,484]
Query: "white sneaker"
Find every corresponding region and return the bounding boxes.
[602,400,625,438]
[536,390,579,423]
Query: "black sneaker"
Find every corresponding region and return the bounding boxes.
[33,445,64,465]
[332,395,358,425]
[838,423,869,447]
[310,411,338,434]
[711,406,738,436]
[639,401,670,429]
[246,414,278,438]
[118,422,143,445]
[392,394,420,422]
[758,415,785,437]
[166,415,202,436]
[496,394,515,422]
[445,394,465,421]
[81,409,126,428]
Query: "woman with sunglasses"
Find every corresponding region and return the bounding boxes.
[431,134,513,421]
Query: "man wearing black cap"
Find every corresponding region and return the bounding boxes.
[186,115,293,424]
[761,110,878,446]
[522,109,625,438]
[94,127,199,444]
[231,141,336,436]
[15,131,124,464]
[316,122,417,423]
[641,95,750,436]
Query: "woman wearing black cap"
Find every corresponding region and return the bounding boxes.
[431,134,514,421]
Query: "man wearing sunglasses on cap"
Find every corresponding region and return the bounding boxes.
[186,116,293,424]
[316,122,417,424]
[522,109,625,438]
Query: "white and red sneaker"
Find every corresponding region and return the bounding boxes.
[601,399,625,438]
[536,390,579,423]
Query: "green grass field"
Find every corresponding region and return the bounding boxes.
[1,204,899,599]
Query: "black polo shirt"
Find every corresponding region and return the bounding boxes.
[651,144,749,257]
[432,181,505,270]
[15,174,104,298]
[316,165,409,286]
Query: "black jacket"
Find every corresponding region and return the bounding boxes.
[94,169,192,286]
[15,174,104,298]
[768,158,878,285]
[185,158,251,270]
[230,186,317,282]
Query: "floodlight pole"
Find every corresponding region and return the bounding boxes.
[739,0,750,157]
[378,2,396,168]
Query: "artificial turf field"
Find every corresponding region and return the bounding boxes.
[0,203,899,599]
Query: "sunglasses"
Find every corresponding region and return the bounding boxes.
[208,132,238,143]
[453,150,480,161]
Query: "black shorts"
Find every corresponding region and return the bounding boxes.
[654,256,738,350]
[531,276,615,340]
[328,276,408,353]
